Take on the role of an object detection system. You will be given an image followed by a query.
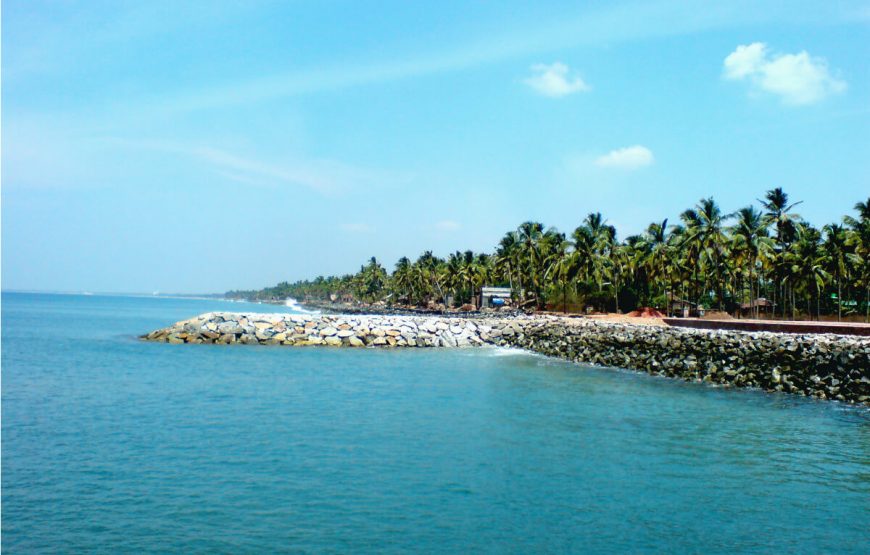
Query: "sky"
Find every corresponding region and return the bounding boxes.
[2,0,869,294]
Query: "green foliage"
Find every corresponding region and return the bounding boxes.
[227,192,870,322]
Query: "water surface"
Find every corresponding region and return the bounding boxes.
[3,292,868,553]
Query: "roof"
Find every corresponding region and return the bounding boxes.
[481,287,512,296]
[740,298,775,309]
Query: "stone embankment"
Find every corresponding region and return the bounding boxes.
[144,312,870,404]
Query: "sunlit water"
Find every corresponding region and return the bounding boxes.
[3,292,868,553]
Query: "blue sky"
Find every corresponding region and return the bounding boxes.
[3,0,869,293]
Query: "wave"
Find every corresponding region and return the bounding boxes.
[284,297,317,314]
[482,346,534,357]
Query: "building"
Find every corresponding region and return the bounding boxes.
[481,287,512,308]
[739,297,775,317]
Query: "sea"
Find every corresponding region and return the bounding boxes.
[2,292,868,553]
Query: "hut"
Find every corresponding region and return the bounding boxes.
[739,297,775,318]
[667,296,696,317]
[481,287,512,309]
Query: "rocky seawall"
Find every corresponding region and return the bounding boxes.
[143,312,870,404]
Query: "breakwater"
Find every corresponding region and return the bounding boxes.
[144,312,870,404]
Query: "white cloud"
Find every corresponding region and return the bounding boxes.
[723,43,767,79]
[595,145,654,170]
[524,62,590,97]
[435,220,461,231]
[340,223,374,233]
[723,42,846,105]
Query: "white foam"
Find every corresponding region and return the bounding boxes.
[484,346,533,357]
[284,297,317,314]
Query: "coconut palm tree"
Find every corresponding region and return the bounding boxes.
[760,188,802,318]
[546,236,578,313]
[845,198,870,322]
[789,225,827,319]
[730,206,773,318]
[358,257,387,302]
[494,231,520,294]
[606,243,630,313]
[680,198,732,310]
[584,212,617,294]
[823,223,849,321]
[471,253,493,308]
[516,222,545,307]
[638,219,671,305]
[391,256,413,305]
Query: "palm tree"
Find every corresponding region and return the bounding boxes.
[516,222,545,307]
[760,188,802,318]
[823,224,849,321]
[357,257,387,302]
[392,257,413,305]
[680,197,732,310]
[845,198,870,322]
[415,251,446,306]
[546,237,578,313]
[495,231,520,294]
[240,192,869,322]
[789,225,827,320]
[638,219,671,307]
[471,253,493,308]
[584,212,617,297]
[607,243,630,313]
[730,206,773,318]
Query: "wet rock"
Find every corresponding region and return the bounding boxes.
[142,311,869,404]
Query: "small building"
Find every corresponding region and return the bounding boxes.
[739,297,775,317]
[668,296,696,317]
[481,287,512,308]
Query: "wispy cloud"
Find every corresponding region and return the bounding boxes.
[91,137,405,195]
[190,147,335,193]
[524,62,590,97]
[435,220,461,231]
[98,1,862,118]
[723,42,846,105]
[595,145,654,170]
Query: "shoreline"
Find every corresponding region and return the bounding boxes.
[296,298,526,319]
[143,311,870,405]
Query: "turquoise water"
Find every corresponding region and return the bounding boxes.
[3,292,869,553]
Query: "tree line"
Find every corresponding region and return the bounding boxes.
[227,189,870,322]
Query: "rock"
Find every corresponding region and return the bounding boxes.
[217,321,244,335]
[142,311,870,405]
[240,334,259,345]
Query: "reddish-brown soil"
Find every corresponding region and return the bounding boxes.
[627,307,665,318]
